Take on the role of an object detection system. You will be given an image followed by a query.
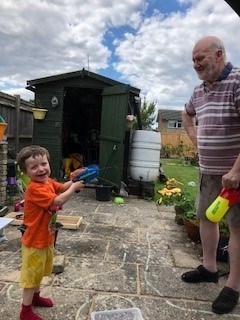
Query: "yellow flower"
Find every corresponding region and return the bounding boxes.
[157,179,183,206]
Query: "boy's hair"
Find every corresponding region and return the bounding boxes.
[17,145,50,172]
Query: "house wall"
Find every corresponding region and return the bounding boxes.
[158,118,184,133]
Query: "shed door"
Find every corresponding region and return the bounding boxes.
[99,85,130,189]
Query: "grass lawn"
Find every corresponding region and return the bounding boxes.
[154,158,199,202]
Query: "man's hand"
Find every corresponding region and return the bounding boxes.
[222,170,240,189]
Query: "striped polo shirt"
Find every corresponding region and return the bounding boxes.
[185,62,240,175]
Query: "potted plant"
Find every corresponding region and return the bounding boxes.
[183,209,200,242]
[174,195,195,225]
[0,115,7,141]
[157,178,183,204]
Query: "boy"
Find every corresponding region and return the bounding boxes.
[17,145,84,320]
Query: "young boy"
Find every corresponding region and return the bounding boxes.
[17,145,84,320]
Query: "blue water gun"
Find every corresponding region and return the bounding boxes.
[71,164,100,184]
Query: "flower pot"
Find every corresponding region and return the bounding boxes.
[175,214,184,225]
[95,184,113,202]
[183,219,200,242]
[0,122,7,141]
[32,108,48,120]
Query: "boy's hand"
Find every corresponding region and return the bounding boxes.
[72,180,85,192]
[70,168,85,181]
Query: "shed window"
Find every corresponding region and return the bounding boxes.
[167,120,183,128]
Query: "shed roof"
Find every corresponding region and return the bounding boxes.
[156,109,183,122]
[26,68,140,93]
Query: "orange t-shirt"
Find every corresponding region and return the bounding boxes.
[22,178,64,248]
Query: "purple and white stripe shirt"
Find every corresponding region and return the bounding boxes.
[185,62,240,175]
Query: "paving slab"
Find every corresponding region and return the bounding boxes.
[0,188,237,319]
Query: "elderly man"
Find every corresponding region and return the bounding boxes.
[182,35,240,314]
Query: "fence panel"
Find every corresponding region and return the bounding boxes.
[0,92,33,158]
[161,132,197,158]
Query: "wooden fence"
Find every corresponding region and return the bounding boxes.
[0,92,33,158]
[161,132,197,158]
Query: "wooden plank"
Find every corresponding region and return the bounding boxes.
[5,212,83,230]
[0,217,14,229]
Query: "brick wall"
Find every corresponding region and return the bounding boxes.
[0,142,7,205]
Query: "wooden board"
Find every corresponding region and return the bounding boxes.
[0,217,14,229]
[5,212,83,230]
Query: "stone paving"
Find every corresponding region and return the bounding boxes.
[0,188,238,320]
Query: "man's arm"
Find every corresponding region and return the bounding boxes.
[182,109,197,147]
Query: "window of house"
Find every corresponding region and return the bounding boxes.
[167,120,183,128]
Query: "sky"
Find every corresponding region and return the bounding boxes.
[0,0,240,113]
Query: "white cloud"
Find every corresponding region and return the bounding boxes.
[0,0,146,100]
[0,0,240,109]
[113,0,240,109]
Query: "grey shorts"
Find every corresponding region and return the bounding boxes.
[197,173,240,227]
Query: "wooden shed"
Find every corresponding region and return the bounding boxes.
[26,69,141,190]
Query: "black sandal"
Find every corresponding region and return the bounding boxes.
[212,286,239,314]
[181,265,219,283]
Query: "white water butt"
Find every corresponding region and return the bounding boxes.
[129,130,161,182]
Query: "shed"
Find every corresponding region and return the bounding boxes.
[26,69,141,190]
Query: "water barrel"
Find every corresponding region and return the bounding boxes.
[129,130,161,182]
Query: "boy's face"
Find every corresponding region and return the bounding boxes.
[25,154,51,183]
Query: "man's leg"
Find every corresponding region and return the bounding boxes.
[226,226,240,291]
[212,226,240,314]
[181,173,221,283]
[200,219,219,273]
[181,218,219,283]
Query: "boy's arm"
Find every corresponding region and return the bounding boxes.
[61,180,75,192]
[52,180,84,206]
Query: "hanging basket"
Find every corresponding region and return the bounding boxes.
[0,122,7,141]
[32,108,48,120]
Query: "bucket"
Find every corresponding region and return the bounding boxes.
[129,130,161,182]
[0,123,7,141]
[95,185,112,201]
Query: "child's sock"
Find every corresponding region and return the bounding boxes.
[20,304,43,320]
[32,292,53,307]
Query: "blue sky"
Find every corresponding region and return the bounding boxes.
[0,0,240,114]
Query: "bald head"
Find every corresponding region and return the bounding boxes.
[193,36,226,64]
[192,36,227,82]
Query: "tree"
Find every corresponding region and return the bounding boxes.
[138,99,157,129]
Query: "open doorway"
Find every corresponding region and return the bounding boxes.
[62,87,102,176]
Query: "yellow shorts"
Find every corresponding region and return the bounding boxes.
[20,245,54,288]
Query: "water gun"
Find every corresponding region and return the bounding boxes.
[71,164,99,184]
[206,187,240,222]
